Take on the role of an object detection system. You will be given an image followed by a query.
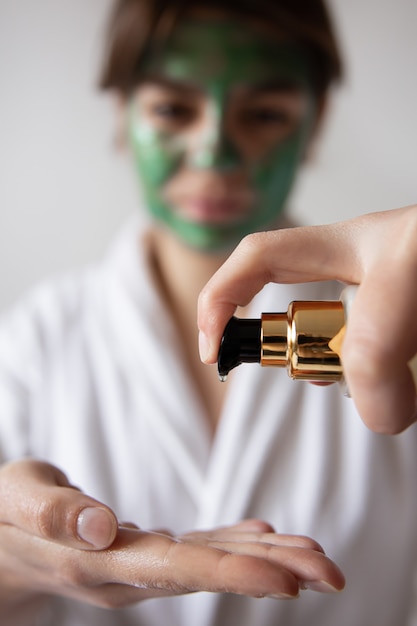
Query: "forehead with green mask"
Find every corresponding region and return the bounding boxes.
[128,16,317,252]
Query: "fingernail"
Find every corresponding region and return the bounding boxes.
[303,580,341,593]
[77,507,116,549]
[198,331,211,363]
[266,590,299,599]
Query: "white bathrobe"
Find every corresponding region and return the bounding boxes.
[1,218,417,626]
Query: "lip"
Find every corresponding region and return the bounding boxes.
[176,196,251,224]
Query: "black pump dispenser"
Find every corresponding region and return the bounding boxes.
[217,316,261,379]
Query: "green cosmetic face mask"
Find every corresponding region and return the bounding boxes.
[128,19,317,252]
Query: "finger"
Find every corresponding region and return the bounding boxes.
[224,522,325,552]
[199,541,344,592]
[183,519,276,537]
[181,525,324,554]
[198,222,359,363]
[0,460,118,550]
[119,522,141,530]
[150,528,174,536]
[343,258,417,433]
[225,518,276,533]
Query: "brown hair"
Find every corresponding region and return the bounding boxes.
[98,0,343,96]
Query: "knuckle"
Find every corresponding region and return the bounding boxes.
[386,206,417,266]
[236,232,276,283]
[396,218,417,269]
[36,496,61,540]
[402,205,417,241]
[197,283,210,308]
[245,519,274,533]
[35,494,76,543]
[294,535,324,552]
[237,232,265,258]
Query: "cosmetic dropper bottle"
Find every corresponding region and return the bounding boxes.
[217,286,417,387]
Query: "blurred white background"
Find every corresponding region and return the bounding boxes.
[0,0,416,310]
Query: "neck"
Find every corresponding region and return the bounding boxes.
[149,226,229,330]
[148,226,233,435]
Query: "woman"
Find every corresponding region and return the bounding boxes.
[0,1,416,625]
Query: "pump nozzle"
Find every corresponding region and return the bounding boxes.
[217,316,261,380]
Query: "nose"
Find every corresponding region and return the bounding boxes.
[187,104,241,172]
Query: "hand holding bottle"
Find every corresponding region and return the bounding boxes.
[198,205,417,434]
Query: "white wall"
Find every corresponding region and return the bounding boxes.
[1,0,416,311]
[292,0,417,225]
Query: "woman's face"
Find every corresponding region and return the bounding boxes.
[128,17,318,252]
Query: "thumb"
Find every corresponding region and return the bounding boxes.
[0,459,118,550]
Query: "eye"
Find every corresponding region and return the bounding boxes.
[134,84,202,132]
[242,107,292,127]
[149,101,196,130]
[152,102,192,120]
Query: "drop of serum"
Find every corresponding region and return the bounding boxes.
[218,374,228,383]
